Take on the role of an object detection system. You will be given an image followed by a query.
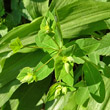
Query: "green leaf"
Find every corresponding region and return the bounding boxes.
[5,10,21,30]
[46,83,59,101]
[74,65,83,83]
[47,82,74,102]
[83,62,105,103]
[46,76,110,110]
[0,52,13,73]
[55,56,74,86]
[74,80,86,88]
[75,87,90,105]
[0,79,21,107]
[8,75,51,110]
[17,67,37,84]
[54,56,64,80]
[96,33,110,56]
[22,0,49,20]
[36,29,59,53]
[0,17,43,54]
[50,0,77,10]
[0,0,5,17]
[35,11,63,53]
[99,61,110,78]
[86,76,110,110]
[88,52,100,65]
[0,50,45,88]
[0,17,43,73]
[9,37,23,53]
[0,25,8,37]
[57,0,110,38]
[103,56,110,66]
[5,0,23,30]
[63,44,85,57]
[34,54,54,81]
[73,56,85,64]
[105,19,110,29]
[46,92,76,110]
[76,38,100,54]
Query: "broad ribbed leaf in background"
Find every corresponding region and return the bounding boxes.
[45,76,110,110]
[0,79,21,107]
[75,87,89,105]
[0,17,43,73]
[50,0,77,10]
[57,0,110,38]
[0,50,45,88]
[1,0,110,109]
[23,0,49,20]
[86,76,110,110]
[45,92,74,110]
[0,17,43,54]
[5,75,51,110]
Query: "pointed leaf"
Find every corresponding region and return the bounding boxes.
[83,62,105,102]
[0,80,21,107]
[9,37,23,53]
[75,87,89,105]
[17,67,37,84]
[34,54,54,81]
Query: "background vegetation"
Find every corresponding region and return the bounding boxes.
[1,0,110,110]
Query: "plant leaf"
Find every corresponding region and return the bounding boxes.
[34,54,54,81]
[22,0,49,20]
[88,52,100,65]
[75,87,89,105]
[9,37,23,53]
[9,75,51,110]
[35,11,63,53]
[0,79,21,107]
[55,56,74,86]
[50,0,77,10]
[57,0,110,38]
[0,17,43,54]
[0,0,5,17]
[96,33,110,56]
[83,62,105,103]
[0,50,45,88]
[76,38,100,54]
[17,67,37,84]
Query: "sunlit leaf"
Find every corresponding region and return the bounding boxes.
[9,37,23,53]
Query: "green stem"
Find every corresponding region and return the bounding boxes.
[35,50,61,72]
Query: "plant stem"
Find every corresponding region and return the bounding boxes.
[35,50,61,72]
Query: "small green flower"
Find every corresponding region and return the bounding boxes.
[62,56,74,73]
[62,87,67,95]
[54,85,68,98]
[21,72,33,84]
[64,62,70,73]
[54,85,62,98]
[67,56,74,63]
[17,67,37,84]
[44,25,50,33]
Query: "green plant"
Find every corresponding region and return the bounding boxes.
[1,0,110,110]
